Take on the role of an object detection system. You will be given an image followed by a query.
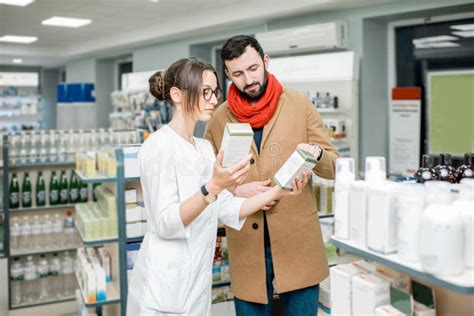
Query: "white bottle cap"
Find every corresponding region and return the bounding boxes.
[365,156,386,183]
[335,158,355,184]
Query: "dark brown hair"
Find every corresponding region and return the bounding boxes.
[221,35,265,69]
[149,58,219,113]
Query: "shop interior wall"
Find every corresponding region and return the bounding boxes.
[95,59,115,128]
[39,68,60,130]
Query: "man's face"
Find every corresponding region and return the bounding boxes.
[224,45,269,101]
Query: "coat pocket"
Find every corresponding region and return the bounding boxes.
[143,262,192,313]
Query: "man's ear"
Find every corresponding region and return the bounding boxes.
[263,54,270,69]
[224,68,230,79]
[169,86,182,104]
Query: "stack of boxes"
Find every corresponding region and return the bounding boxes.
[124,188,147,238]
[76,247,111,303]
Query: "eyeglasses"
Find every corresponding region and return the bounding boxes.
[201,87,222,101]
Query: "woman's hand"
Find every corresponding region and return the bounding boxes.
[206,149,252,195]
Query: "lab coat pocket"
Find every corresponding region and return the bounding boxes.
[143,262,192,313]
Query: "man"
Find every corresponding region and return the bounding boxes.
[204,35,339,315]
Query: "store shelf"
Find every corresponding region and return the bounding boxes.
[74,170,117,184]
[10,244,80,257]
[317,108,349,114]
[75,272,121,307]
[212,281,231,288]
[9,161,75,170]
[10,294,76,310]
[77,227,118,246]
[125,176,140,183]
[9,204,75,213]
[331,237,474,294]
[127,236,143,243]
[318,213,334,219]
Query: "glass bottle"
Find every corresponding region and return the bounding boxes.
[19,132,30,165]
[36,171,46,207]
[48,130,58,163]
[21,172,32,208]
[59,170,69,205]
[10,257,24,306]
[456,153,474,183]
[434,153,456,183]
[58,131,68,162]
[79,181,88,203]
[69,173,79,204]
[9,173,20,209]
[39,130,49,163]
[49,171,60,206]
[29,133,40,164]
[414,155,436,183]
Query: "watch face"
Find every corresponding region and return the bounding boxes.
[204,194,217,204]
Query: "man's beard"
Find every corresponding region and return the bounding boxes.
[239,72,268,102]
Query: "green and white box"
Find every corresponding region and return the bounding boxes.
[220,123,254,168]
[274,148,317,190]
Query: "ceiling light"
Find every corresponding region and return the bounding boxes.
[12,58,23,64]
[148,0,160,2]
[42,16,91,28]
[412,35,458,45]
[452,30,474,38]
[0,35,37,43]
[450,24,474,31]
[414,41,460,49]
[0,0,34,6]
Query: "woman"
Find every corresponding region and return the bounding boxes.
[127,58,311,315]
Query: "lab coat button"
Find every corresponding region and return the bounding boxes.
[252,223,259,230]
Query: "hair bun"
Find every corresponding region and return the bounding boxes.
[149,70,165,101]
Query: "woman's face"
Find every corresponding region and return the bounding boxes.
[194,70,220,122]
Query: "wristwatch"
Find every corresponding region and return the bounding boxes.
[201,184,217,204]
[309,143,323,161]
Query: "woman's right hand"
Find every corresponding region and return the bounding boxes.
[206,149,252,195]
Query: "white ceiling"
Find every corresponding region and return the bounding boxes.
[0,0,394,67]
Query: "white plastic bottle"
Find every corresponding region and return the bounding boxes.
[48,130,58,162]
[19,132,30,165]
[62,252,75,296]
[19,216,32,251]
[419,181,464,276]
[63,214,76,247]
[454,180,474,268]
[334,158,355,239]
[39,130,49,163]
[10,217,21,252]
[52,213,64,246]
[41,215,53,249]
[31,215,42,250]
[49,253,62,299]
[396,183,425,262]
[23,256,38,303]
[10,257,24,306]
[37,255,50,301]
[57,131,68,162]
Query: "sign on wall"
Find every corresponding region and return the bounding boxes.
[0,72,39,87]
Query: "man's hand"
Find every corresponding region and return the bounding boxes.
[297,143,322,160]
[235,179,279,211]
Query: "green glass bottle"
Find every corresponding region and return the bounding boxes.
[36,171,46,206]
[69,172,79,204]
[93,183,101,202]
[21,172,32,208]
[49,171,60,205]
[9,173,20,209]
[59,170,69,204]
[79,181,88,203]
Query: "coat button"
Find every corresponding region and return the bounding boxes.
[252,223,259,230]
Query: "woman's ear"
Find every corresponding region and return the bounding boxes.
[169,86,182,104]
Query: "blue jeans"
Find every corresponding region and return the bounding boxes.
[234,246,319,316]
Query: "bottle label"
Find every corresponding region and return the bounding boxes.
[440,169,448,177]
[464,169,473,177]
[79,188,88,201]
[60,189,69,203]
[22,191,32,204]
[37,191,46,204]
[70,188,79,201]
[421,171,432,180]
[10,192,19,205]
[50,190,59,203]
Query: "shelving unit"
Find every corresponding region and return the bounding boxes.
[11,294,76,310]
[331,236,474,294]
[75,272,121,307]
[9,204,75,213]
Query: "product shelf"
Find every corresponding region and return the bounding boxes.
[10,294,76,310]
[75,272,121,307]
[317,108,349,114]
[10,244,80,257]
[127,236,143,243]
[9,161,75,170]
[74,170,117,184]
[318,213,334,219]
[331,237,474,294]
[212,281,231,288]
[9,204,75,213]
[77,226,118,246]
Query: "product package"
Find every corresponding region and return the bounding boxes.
[352,274,390,316]
[274,148,317,190]
[220,123,254,168]
[330,263,368,315]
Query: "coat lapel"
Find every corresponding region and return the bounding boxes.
[261,91,286,150]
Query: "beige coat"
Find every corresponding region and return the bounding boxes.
[203,87,339,304]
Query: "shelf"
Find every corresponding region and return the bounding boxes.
[9,204,75,213]
[75,272,121,307]
[212,281,231,288]
[10,294,76,310]
[318,213,334,219]
[331,237,474,294]
[77,226,118,246]
[9,161,75,170]
[10,244,80,257]
[125,176,140,183]
[74,170,117,184]
[317,108,348,114]
[127,236,143,243]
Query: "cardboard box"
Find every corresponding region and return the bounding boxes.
[352,274,390,316]
[274,148,317,190]
[330,264,368,315]
[125,189,137,204]
[220,123,254,168]
[375,305,405,316]
[126,222,144,238]
[125,203,142,223]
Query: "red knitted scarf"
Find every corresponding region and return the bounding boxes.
[227,73,282,128]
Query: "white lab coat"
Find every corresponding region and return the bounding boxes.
[127,125,245,316]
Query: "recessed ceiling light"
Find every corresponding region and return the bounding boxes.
[450,24,474,31]
[412,35,458,45]
[0,35,37,43]
[42,16,91,28]
[0,0,34,6]
[452,30,474,38]
[414,41,460,49]
[148,0,160,2]
[12,58,23,64]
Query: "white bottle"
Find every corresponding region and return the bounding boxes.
[61,252,75,296]
[419,182,464,276]
[23,256,38,303]
[334,158,355,239]
[37,255,49,301]
[41,215,53,249]
[29,134,40,164]
[48,131,58,162]
[63,214,76,247]
[10,217,21,252]
[19,216,32,251]
[396,184,425,262]
[57,131,67,162]
[10,257,24,306]
[52,213,64,246]
[39,131,49,163]
[31,215,43,250]
[453,181,474,268]
[19,132,30,164]
[49,253,62,299]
